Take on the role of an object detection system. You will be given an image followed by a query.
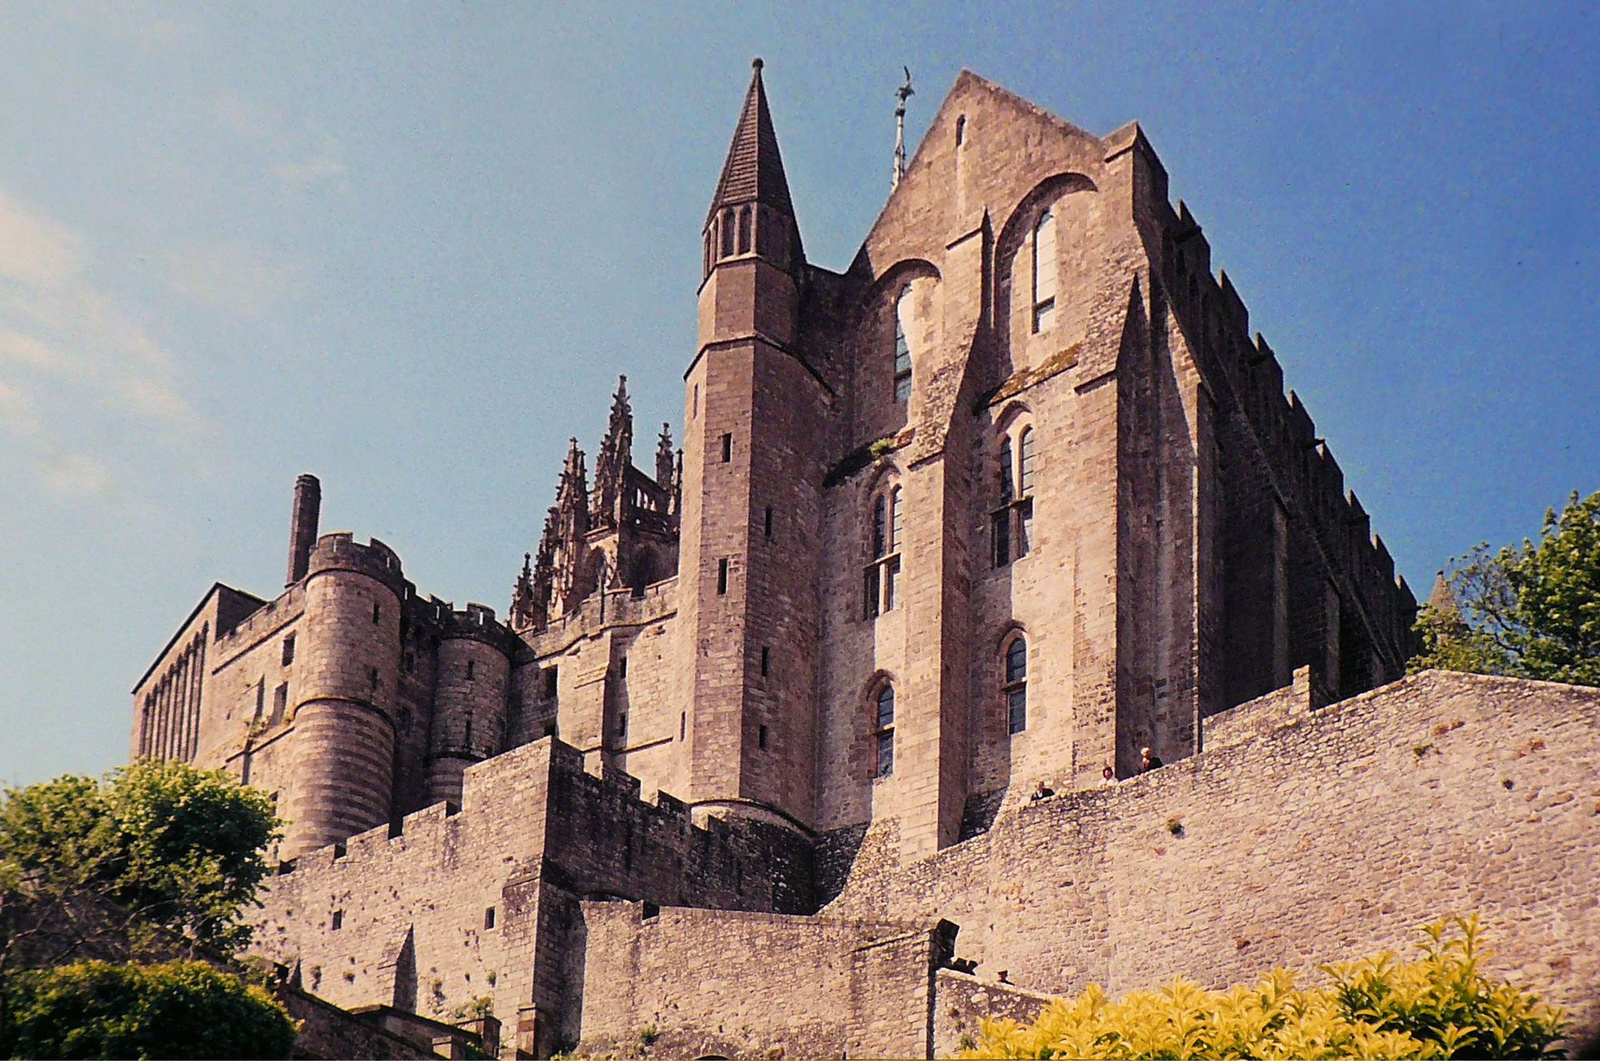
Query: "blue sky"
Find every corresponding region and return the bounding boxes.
[1,3,1595,787]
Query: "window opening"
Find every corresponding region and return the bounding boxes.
[372,601,381,623]
[717,558,729,595]
[617,712,627,741]
[893,285,913,402]
[864,488,904,619]
[466,660,475,681]
[1005,636,1028,733]
[994,428,1036,566]
[758,724,769,750]
[720,209,735,258]
[1032,208,1057,333]
[955,115,967,145]
[875,685,895,778]
[721,433,732,463]
[760,646,770,677]
[331,910,343,931]
[281,634,295,666]
[544,667,558,698]
[764,506,774,539]
[484,907,496,930]
[737,205,752,254]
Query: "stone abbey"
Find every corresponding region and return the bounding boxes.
[130,65,1600,1058]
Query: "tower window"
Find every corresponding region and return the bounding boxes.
[618,656,627,679]
[617,713,627,741]
[760,645,770,677]
[717,558,729,595]
[758,724,769,750]
[272,682,289,724]
[874,684,895,778]
[720,208,735,258]
[372,601,381,623]
[680,711,686,741]
[893,285,913,402]
[993,426,1036,566]
[737,205,752,255]
[956,115,967,146]
[330,910,343,931]
[484,906,496,930]
[1032,208,1057,333]
[764,506,774,539]
[1005,635,1028,734]
[864,487,903,619]
[544,666,558,698]
[466,660,475,681]
[369,667,379,691]
[692,384,699,417]
[281,634,295,666]
[721,433,733,462]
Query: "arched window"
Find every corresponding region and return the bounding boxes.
[893,285,913,402]
[737,205,752,255]
[874,684,895,777]
[720,209,736,258]
[1004,636,1028,733]
[703,231,712,278]
[955,115,967,146]
[863,486,903,618]
[1032,208,1057,333]
[993,425,1036,566]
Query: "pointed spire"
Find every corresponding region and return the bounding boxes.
[593,375,634,528]
[656,422,675,489]
[706,58,795,226]
[1427,573,1462,619]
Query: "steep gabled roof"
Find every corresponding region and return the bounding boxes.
[706,59,795,226]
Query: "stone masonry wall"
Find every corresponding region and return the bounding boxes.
[577,902,938,1060]
[827,671,1600,1047]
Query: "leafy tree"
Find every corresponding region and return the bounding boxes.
[1412,490,1600,687]
[0,760,281,970]
[0,959,296,1060]
[959,916,1567,1059]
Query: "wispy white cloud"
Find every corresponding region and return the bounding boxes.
[165,240,303,319]
[0,188,211,500]
[214,93,349,190]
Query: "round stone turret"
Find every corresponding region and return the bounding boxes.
[425,604,513,808]
[280,533,405,857]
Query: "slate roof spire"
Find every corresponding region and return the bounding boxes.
[706,58,796,226]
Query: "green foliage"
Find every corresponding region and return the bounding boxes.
[869,436,896,458]
[0,760,281,956]
[1412,490,1600,687]
[0,959,296,1060]
[958,916,1566,1059]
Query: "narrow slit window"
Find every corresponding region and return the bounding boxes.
[721,433,733,463]
[466,660,475,681]
[1018,428,1036,496]
[874,685,895,778]
[544,667,558,698]
[893,285,913,402]
[764,506,774,539]
[717,558,729,595]
[484,907,496,930]
[281,634,296,666]
[999,437,1015,504]
[760,646,770,677]
[872,496,887,559]
[372,601,381,623]
[758,724,769,750]
[737,205,752,254]
[720,209,735,258]
[1032,208,1057,333]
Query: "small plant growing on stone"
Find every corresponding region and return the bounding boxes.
[453,995,494,1020]
[1165,817,1184,837]
[486,969,497,986]
[638,1023,659,1047]
[869,436,895,458]
[958,1032,978,1052]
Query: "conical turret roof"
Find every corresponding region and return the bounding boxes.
[706,59,795,226]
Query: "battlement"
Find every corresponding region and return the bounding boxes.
[522,575,678,655]
[306,532,406,592]
[214,583,306,654]
[1151,194,1418,664]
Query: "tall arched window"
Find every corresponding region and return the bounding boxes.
[993,425,1036,566]
[863,486,903,618]
[1004,636,1028,733]
[1032,209,1057,333]
[874,684,895,777]
[737,206,752,255]
[720,209,736,258]
[893,285,913,402]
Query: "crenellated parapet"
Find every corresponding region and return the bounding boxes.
[306,532,406,595]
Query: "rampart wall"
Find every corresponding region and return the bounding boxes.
[824,670,1600,1046]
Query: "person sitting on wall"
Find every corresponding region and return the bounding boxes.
[1140,746,1164,773]
[1102,765,1116,785]
[1030,779,1055,801]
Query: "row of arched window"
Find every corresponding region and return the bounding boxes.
[868,632,1028,779]
[702,204,791,279]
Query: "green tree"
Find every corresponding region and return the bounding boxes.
[1412,490,1600,687]
[0,959,296,1060]
[959,916,1567,1059]
[0,760,281,969]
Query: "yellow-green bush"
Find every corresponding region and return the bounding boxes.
[958,916,1566,1059]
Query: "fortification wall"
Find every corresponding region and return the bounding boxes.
[253,735,813,1051]
[826,671,1600,1045]
[577,902,939,1061]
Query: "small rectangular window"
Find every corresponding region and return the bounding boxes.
[618,656,627,678]
[992,511,1012,567]
[272,682,289,724]
[545,667,558,698]
[758,724,768,750]
[617,713,627,741]
[863,565,881,619]
[679,711,687,741]
[884,558,900,611]
[466,660,475,681]
[281,635,296,666]
[760,646,770,677]
[1016,498,1033,559]
[693,384,699,417]
[372,602,381,624]
[369,667,379,691]
[484,906,496,930]
[331,910,343,931]
[876,730,894,778]
[721,433,733,463]
[717,558,729,595]
[764,506,774,539]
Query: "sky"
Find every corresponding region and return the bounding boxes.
[0,2,1595,788]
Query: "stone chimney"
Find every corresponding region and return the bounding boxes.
[286,474,321,586]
